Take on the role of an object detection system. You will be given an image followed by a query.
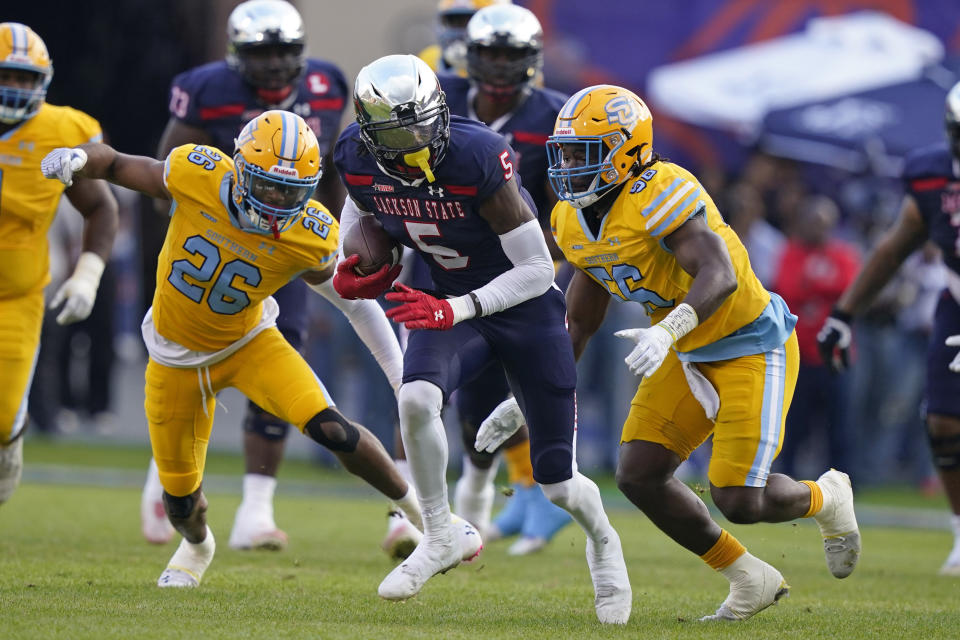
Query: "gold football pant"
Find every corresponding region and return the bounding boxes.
[0,291,44,443]
[621,332,799,488]
[145,327,333,496]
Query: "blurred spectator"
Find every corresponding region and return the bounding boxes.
[724,181,785,288]
[773,195,859,478]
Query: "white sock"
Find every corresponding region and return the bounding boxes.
[168,526,215,573]
[240,474,276,511]
[394,459,413,484]
[394,484,422,531]
[951,514,960,543]
[541,472,611,543]
[460,454,498,492]
[144,458,164,499]
[397,380,451,541]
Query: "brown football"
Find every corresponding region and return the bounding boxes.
[342,214,401,276]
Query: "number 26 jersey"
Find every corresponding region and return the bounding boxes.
[152,144,338,353]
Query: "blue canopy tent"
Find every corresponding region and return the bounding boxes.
[760,59,960,177]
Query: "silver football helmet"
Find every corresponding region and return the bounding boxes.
[947,81,960,159]
[354,55,450,183]
[465,4,543,99]
[226,0,306,94]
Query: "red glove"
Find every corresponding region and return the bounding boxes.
[385,283,454,330]
[332,254,402,300]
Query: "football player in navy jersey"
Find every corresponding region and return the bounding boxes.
[438,4,572,555]
[140,0,349,551]
[818,80,960,575]
[332,54,630,623]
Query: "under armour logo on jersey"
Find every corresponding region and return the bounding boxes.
[427,186,445,198]
[434,310,445,322]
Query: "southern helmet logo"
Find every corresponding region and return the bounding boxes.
[604,96,639,126]
[269,165,299,178]
[427,185,445,198]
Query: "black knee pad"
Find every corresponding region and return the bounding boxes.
[305,408,360,453]
[928,432,960,470]
[244,400,291,441]
[163,491,195,519]
[531,441,574,485]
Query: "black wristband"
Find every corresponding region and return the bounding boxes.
[469,291,483,317]
[830,307,853,324]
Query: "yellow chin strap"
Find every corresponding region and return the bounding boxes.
[403,147,435,183]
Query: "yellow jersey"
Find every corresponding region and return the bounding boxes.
[552,161,795,360]
[0,103,102,299]
[153,144,338,352]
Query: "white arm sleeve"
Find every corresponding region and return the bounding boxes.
[337,196,364,258]
[448,219,554,321]
[307,277,404,392]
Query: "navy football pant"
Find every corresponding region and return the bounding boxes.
[402,287,577,484]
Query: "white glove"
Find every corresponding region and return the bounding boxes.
[49,252,105,325]
[475,396,524,453]
[41,147,88,187]
[615,324,675,378]
[947,335,960,373]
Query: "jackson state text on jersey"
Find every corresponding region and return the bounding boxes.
[167,59,348,156]
[904,142,960,276]
[154,144,339,352]
[334,116,526,296]
[440,74,567,220]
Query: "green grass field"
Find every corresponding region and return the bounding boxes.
[2,440,960,639]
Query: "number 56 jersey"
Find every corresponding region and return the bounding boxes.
[151,144,338,354]
[552,160,796,360]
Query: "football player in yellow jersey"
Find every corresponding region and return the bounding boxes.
[0,23,118,506]
[417,0,512,75]
[479,85,861,620]
[41,110,432,588]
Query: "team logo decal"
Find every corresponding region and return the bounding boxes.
[427,185,445,198]
[604,96,638,127]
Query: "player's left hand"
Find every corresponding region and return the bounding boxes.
[49,252,105,325]
[614,325,674,378]
[385,283,454,330]
[475,397,524,453]
[41,147,88,187]
[947,335,960,373]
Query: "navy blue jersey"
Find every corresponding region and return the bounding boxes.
[903,142,960,277]
[439,75,567,223]
[335,115,529,296]
[167,59,348,157]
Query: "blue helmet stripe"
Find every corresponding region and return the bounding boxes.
[10,23,26,56]
[278,112,289,166]
[560,86,593,119]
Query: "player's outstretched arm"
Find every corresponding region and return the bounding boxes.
[816,195,927,371]
[41,143,170,201]
[834,195,927,317]
[303,265,404,393]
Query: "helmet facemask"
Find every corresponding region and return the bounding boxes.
[0,66,49,124]
[547,131,630,209]
[466,44,540,101]
[232,152,320,238]
[226,0,306,104]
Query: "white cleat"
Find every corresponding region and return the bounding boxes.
[0,437,24,505]
[378,534,462,601]
[228,503,287,551]
[453,476,494,537]
[585,529,632,625]
[938,544,960,576]
[382,510,423,560]
[700,557,789,621]
[813,469,860,578]
[507,536,548,556]
[140,460,174,544]
[158,527,216,588]
[452,513,483,562]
